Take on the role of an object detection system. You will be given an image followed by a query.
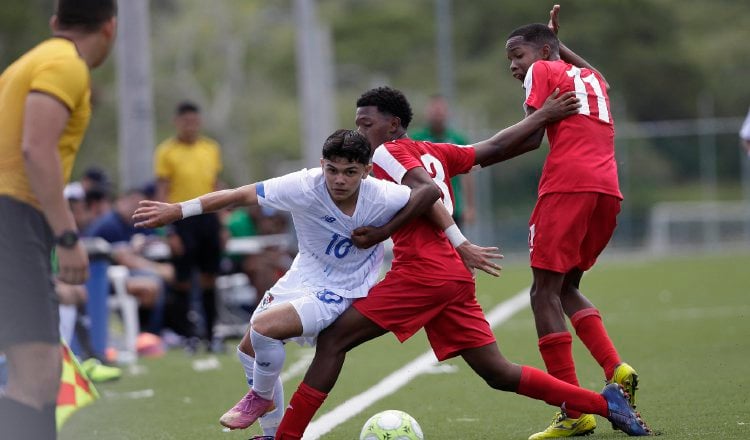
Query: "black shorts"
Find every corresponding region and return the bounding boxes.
[0,196,59,349]
[172,213,222,281]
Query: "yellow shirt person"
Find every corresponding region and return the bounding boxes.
[154,135,222,203]
[0,38,90,210]
[152,101,224,350]
[0,2,117,438]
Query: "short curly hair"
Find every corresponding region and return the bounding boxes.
[507,23,559,54]
[322,129,372,165]
[356,86,413,129]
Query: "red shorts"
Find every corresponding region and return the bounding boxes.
[528,192,620,273]
[353,271,496,361]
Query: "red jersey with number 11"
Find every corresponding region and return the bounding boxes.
[371,139,475,283]
[524,59,622,199]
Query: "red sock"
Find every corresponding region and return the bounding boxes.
[517,365,608,418]
[538,332,581,416]
[275,382,328,440]
[571,308,621,381]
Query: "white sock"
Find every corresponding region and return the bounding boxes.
[260,377,284,436]
[59,304,77,344]
[250,328,285,400]
[236,346,255,387]
[236,346,283,435]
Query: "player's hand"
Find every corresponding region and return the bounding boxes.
[351,225,389,249]
[541,88,580,122]
[133,200,182,228]
[548,4,561,35]
[455,241,503,277]
[56,242,90,285]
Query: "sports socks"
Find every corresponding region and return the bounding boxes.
[250,329,286,400]
[516,365,608,418]
[275,382,328,440]
[538,331,581,417]
[236,346,284,435]
[571,308,621,381]
[59,304,77,344]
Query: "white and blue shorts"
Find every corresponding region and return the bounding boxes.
[250,286,353,347]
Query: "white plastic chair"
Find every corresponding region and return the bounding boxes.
[107,265,139,364]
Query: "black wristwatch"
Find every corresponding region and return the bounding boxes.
[55,230,80,249]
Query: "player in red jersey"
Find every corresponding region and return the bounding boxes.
[273,86,650,439]
[505,6,641,438]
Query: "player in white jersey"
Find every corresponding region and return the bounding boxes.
[133,129,416,437]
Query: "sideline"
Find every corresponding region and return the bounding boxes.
[303,288,530,440]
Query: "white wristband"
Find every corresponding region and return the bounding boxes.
[180,198,203,219]
[444,224,467,248]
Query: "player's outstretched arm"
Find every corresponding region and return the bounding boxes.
[473,89,579,167]
[352,167,441,249]
[548,4,610,89]
[133,183,258,228]
[424,200,503,277]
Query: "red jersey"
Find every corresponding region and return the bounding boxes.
[524,60,622,199]
[372,139,475,283]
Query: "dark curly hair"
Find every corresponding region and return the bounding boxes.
[507,23,559,55]
[322,129,372,165]
[356,86,413,129]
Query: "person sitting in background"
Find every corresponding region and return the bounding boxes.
[85,186,173,335]
[55,278,122,383]
[61,183,122,382]
[224,204,292,309]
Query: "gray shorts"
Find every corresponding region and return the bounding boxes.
[0,196,59,349]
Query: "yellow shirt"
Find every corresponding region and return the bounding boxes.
[0,38,91,209]
[154,136,222,203]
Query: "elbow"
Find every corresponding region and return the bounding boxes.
[21,145,41,166]
[426,183,441,204]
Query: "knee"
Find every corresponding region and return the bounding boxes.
[8,348,61,403]
[251,318,272,337]
[481,368,517,392]
[529,287,556,310]
[474,358,518,392]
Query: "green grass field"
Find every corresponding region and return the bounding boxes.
[60,251,750,439]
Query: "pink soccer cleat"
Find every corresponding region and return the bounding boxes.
[219,389,276,430]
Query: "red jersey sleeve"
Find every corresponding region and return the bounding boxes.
[372,141,422,184]
[435,142,476,178]
[524,61,552,112]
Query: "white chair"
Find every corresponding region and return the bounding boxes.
[107,265,139,364]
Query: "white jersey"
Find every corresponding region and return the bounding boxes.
[257,167,410,298]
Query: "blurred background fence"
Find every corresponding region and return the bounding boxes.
[465,113,750,254]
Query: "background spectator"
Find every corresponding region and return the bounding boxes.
[154,101,224,352]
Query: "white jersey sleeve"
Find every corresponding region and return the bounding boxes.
[256,168,314,211]
[357,177,411,224]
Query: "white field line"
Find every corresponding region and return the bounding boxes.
[302,288,530,440]
[281,349,315,383]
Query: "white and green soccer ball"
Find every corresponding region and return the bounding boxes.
[359,409,424,440]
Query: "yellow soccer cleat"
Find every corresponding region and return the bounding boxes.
[609,362,638,408]
[81,358,122,383]
[528,412,596,439]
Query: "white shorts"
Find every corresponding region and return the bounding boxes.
[250,287,353,347]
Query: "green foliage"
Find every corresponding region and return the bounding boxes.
[0,0,49,67]
[0,1,747,200]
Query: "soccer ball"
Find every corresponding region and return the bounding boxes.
[359,409,424,440]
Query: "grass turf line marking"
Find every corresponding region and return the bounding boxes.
[303,288,530,440]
